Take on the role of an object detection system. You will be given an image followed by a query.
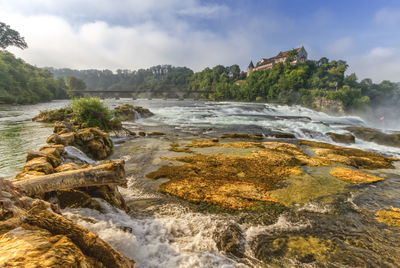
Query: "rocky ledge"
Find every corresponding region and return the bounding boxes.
[1,120,134,267]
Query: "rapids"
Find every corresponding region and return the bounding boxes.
[1,99,400,267]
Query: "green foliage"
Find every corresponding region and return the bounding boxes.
[0,50,68,104]
[71,97,120,131]
[65,76,86,97]
[47,65,194,92]
[188,57,400,112]
[0,22,27,49]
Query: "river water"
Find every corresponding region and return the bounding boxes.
[1,99,400,267]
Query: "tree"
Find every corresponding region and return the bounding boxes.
[65,76,87,97]
[0,22,27,49]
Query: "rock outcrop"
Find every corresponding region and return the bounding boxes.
[0,179,135,268]
[113,104,154,121]
[312,97,345,114]
[326,132,355,144]
[345,127,400,148]
[47,122,113,160]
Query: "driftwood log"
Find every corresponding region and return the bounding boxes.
[13,161,126,196]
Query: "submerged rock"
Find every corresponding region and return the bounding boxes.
[346,126,400,148]
[376,207,400,227]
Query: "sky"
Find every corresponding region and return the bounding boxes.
[1,0,400,82]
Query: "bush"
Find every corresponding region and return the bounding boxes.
[71,97,119,131]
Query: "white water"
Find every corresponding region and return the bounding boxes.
[63,200,249,268]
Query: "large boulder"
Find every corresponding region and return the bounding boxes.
[345,127,400,148]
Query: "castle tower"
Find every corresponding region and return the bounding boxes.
[247,61,254,76]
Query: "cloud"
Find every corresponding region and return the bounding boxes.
[374,8,400,27]
[326,37,355,56]
[1,8,255,71]
[349,47,400,82]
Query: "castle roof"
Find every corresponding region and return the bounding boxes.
[248,61,254,68]
[256,47,304,67]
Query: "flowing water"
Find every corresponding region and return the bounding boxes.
[1,99,400,267]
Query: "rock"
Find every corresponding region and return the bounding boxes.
[213,224,245,257]
[271,132,296,139]
[26,151,61,168]
[85,185,129,212]
[148,139,398,210]
[47,127,113,160]
[32,107,73,123]
[147,131,166,136]
[113,104,154,121]
[23,157,54,175]
[54,121,75,134]
[312,97,345,114]
[55,189,101,210]
[221,133,263,140]
[39,145,65,159]
[326,132,355,144]
[0,179,135,268]
[345,127,400,148]
[47,132,75,146]
[299,140,397,169]
[329,167,384,183]
[376,207,400,227]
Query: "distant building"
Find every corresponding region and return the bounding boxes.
[247,46,308,76]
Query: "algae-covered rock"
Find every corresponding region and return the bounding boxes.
[148,139,398,210]
[329,167,384,183]
[32,107,73,123]
[299,140,397,169]
[376,207,400,227]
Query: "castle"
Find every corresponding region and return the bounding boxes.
[247,46,308,76]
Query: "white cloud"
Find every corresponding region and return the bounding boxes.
[326,37,354,56]
[349,47,400,82]
[1,8,255,71]
[374,8,400,27]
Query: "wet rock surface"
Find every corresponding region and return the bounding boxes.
[0,179,135,268]
[113,104,154,121]
[346,126,400,148]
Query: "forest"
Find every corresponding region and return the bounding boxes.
[0,50,68,104]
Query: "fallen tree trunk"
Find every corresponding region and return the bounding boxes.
[13,161,126,196]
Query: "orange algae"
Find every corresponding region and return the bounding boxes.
[376,207,400,227]
[329,167,384,183]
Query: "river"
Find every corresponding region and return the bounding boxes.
[1,99,400,267]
